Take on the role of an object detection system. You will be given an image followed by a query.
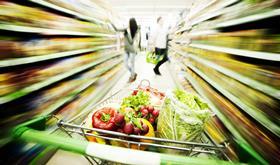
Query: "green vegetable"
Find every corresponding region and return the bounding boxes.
[157,89,210,154]
[173,88,210,122]
[124,111,143,129]
[146,51,164,64]
[132,118,143,130]
[101,113,111,122]
[121,91,150,112]
[173,88,209,111]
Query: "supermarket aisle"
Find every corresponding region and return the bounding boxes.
[108,52,176,94]
[47,52,176,165]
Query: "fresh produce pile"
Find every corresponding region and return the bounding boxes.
[84,84,165,149]
[157,89,211,151]
[85,86,211,151]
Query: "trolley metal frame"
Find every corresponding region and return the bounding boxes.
[12,80,233,165]
[56,81,228,162]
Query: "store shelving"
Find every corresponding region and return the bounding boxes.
[189,43,280,61]
[39,61,122,117]
[169,0,280,164]
[0,24,115,37]
[171,47,280,136]
[0,65,125,153]
[187,63,280,137]
[180,71,268,165]
[172,48,280,99]
[167,54,267,164]
[175,0,238,34]
[189,0,238,26]
[215,8,280,28]
[187,0,217,22]
[0,0,128,164]
[0,45,117,67]
[29,0,107,25]
[0,53,121,104]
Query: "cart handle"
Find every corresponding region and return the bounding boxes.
[13,127,238,165]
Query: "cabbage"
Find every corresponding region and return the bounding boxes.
[157,89,211,152]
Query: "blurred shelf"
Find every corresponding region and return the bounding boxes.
[187,63,280,137]
[0,45,117,67]
[175,26,191,34]
[174,30,217,41]
[186,30,218,37]
[190,43,280,61]
[175,0,229,34]
[190,0,238,26]
[182,71,267,165]
[66,67,126,123]
[166,59,184,90]
[0,53,121,104]
[29,0,107,25]
[215,8,280,28]
[47,66,125,139]
[173,49,280,100]
[39,61,121,117]
[0,24,116,37]
[188,0,217,21]
[0,66,123,148]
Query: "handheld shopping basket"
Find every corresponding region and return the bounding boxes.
[12,80,233,165]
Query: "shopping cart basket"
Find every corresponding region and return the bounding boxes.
[12,80,232,165]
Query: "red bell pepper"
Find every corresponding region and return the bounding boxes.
[92,107,117,130]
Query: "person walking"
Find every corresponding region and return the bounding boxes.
[111,18,140,82]
[151,17,169,75]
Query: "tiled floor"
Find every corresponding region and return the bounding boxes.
[47,52,176,165]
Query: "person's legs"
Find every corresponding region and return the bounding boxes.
[129,53,135,76]
[124,52,131,73]
[128,52,137,82]
[153,48,168,75]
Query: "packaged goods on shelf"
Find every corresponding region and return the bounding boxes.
[0,67,124,164]
[0,0,125,163]
[186,68,280,163]
[0,37,116,59]
[169,0,280,164]
[0,58,122,129]
[180,46,280,90]
[41,0,111,22]
[0,2,113,35]
[0,50,119,96]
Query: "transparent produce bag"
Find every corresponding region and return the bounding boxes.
[157,89,211,153]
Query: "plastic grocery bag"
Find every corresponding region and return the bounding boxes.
[157,89,211,153]
[146,51,163,64]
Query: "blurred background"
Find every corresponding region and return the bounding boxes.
[0,0,279,164]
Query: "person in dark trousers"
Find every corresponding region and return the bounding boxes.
[111,18,140,82]
[151,17,168,75]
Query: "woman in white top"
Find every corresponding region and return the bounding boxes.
[151,17,169,75]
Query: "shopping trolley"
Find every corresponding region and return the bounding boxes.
[12,80,232,165]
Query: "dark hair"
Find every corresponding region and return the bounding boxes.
[157,17,162,23]
[129,18,138,39]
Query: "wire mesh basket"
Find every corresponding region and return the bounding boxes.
[56,80,227,164]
